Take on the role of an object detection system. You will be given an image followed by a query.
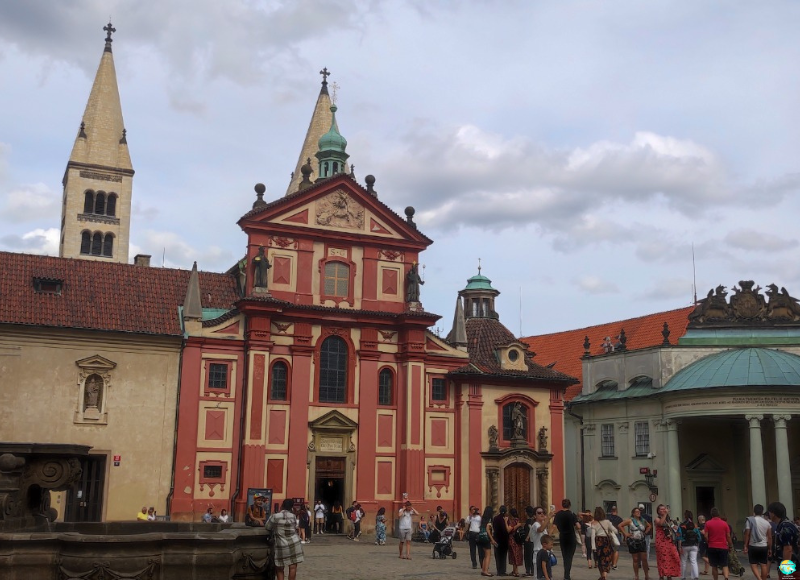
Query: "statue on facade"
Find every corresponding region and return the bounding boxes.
[488,425,499,450]
[84,375,101,410]
[538,426,548,451]
[405,262,424,303]
[252,246,271,289]
[511,402,525,439]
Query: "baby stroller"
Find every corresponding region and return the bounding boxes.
[431,526,458,559]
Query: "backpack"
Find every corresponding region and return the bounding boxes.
[514,522,528,545]
[349,508,358,522]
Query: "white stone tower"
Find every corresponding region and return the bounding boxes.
[59,21,133,263]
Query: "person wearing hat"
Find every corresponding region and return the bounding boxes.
[398,500,419,560]
[246,494,267,527]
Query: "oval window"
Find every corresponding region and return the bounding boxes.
[508,349,519,362]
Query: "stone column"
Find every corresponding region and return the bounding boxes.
[745,415,767,507]
[773,415,793,516]
[666,420,682,516]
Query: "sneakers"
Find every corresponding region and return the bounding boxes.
[301,540,307,544]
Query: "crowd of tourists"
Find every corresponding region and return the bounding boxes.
[257,495,799,580]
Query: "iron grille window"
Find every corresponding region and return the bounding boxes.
[208,363,228,389]
[319,336,347,403]
[271,362,288,400]
[634,421,650,456]
[378,368,393,406]
[601,424,615,457]
[203,465,223,479]
[502,403,527,440]
[431,378,447,401]
[323,262,349,297]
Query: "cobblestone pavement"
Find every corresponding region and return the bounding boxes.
[295,533,659,580]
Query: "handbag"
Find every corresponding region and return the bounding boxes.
[549,551,557,566]
[605,523,620,547]
[477,526,490,546]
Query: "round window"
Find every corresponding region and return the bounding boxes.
[508,349,519,362]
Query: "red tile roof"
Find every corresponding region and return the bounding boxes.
[0,251,238,336]
[521,306,694,400]
[452,317,578,384]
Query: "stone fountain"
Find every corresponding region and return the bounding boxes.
[0,443,271,580]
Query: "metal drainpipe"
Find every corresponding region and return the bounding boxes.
[565,402,585,510]
[230,316,250,520]
[166,337,185,517]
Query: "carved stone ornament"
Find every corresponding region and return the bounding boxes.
[538,426,549,451]
[315,190,364,229]
[57,559,160,580]
[270,236,296,249]
[307,439,316,452]
[689,280,800,326]
[380,249,403,261]
[618,422,629,434]
[488,425,499,450]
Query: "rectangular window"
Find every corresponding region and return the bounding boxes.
[601,424,615,457]
[203,465,223,479]
[431,378,447,401]
[208,363,228,390]
[635,422,650,456]
[323,262,349,297]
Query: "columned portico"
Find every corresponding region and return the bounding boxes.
[746,414,767,507]
[773,414,793,516]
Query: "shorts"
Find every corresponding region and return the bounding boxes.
[707,548,729,569]
[747,546,768,565]
[399,529,412,541]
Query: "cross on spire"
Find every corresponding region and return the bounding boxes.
[331,81,339,104]
[478,257,482,274]
[103,21,116,51]
[319,67,330,86]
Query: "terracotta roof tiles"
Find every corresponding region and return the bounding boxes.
[521,306,694,400]
[0,251,238,336]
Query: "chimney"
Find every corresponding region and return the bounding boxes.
[134,254,151,267]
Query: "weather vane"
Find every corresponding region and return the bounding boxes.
[331,81,340,104]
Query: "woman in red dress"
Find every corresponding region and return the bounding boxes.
[507,507,524,577]
[654,504,682,580]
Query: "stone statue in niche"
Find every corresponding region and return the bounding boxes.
[511,402,525,439]
[488,425,498,450]
[252,246,271,289]
[83,374,102,411]
[538,426,548,451]
[405,262,424,303]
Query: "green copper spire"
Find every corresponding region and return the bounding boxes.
[316,105,349,179]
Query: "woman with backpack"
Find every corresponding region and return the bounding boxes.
[620,506,652,580]
[507,507,524,577]
[678,511,701,580]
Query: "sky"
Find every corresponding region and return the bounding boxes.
[1,1,800,338]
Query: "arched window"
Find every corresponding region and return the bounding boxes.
[80,231,91,254]
[319,336,347,403]
[102,233,114,257]
[106,194,117,217]
[94,192,106,215]
[323,161,330,177]
[323,262,349,297]
[271,361,288,401]
[83,191,94,213]
[333,161,339,174]
[502,402,527,441]
[91,232,103,255]
[378,368,393,406]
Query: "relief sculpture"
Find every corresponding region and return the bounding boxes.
[315,190,364,229]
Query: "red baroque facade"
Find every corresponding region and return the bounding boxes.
[172,160,577,527]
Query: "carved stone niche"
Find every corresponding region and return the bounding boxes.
[74,355,117,425]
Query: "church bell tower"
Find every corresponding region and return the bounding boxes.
[59,22,133,263]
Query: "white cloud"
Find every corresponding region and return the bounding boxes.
[0,182,60,222]
[136,229,234,270]
[575,275,620,295]
[0,227,59,254]
[723,229,798,252]
[639,277,696,302]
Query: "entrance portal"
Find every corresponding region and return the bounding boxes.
[64,454,106,522]
[315,456,345,531]
[503,463,531,513]
[695,486,715,519]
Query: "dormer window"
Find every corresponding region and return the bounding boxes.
[33,277,63,294]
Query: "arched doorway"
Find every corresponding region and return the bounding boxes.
[503,463,532,512]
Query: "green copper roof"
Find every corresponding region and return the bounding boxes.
[318,105,347,152]
[662,347,800,392]
[464,273,495,291]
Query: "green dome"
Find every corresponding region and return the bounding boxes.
[318,105,347,152]
[662,347,800,392]
[464,274,495,291]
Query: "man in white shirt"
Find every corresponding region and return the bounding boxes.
[743,504,772,580]
[467,505,484,569]
[314,500,326,534]
[398,501,418,560]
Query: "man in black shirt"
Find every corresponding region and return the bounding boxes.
[607,505,623,569]
[553,499,580,580]
[493,505,510,576]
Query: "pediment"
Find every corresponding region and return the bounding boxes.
[595,479,621,490]
[240,175,431,246]
[75,355,117,371]
[309,410,358,431]
[686,453,726,473]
